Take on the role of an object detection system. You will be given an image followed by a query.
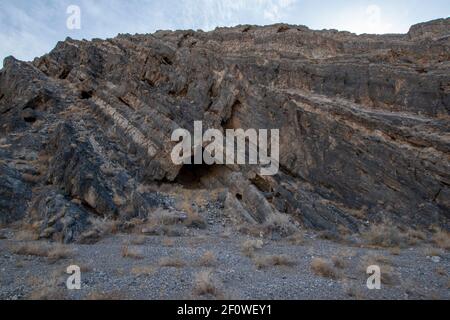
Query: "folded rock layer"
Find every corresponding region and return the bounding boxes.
[0,19,449,241]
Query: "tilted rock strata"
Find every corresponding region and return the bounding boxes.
[0,18,449,241]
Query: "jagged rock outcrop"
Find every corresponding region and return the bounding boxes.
[0,18,449,241]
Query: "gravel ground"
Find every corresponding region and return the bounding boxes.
[0,223,448,300]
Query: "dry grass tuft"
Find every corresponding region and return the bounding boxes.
[331,255,347,269]
[80,217,122,243]
[379,266,397,285]
[149,208,184,226]
[435,266,447,277]
[361,222,427,248]
[121,245,144,259]
[198,251,217,267]
[158,256,186,268]
[432,228,450,250]
[131,265,155,276]
[361,253,392,266]
[12,242,50,257]
[91,218,121,235]
[85,290,126,300]
[262,213,297,237]
[11,242,73,262]
[14,225,39,241]
[423,247,443,257]
[239,213,297,238]
[253,254,295,269]
[193,270,220,297]
[162,237,175,247]
[310,258,340,279]
[405,229,427,245]
[343,281,365,300]
[27,270,68,300]
[47,245,73,263]
[130,235,147,245]
[286,231,305,245]
[28,286,67,300]
[241,239,264,257]
[361,223,402,248]
[389,247,401,256]
[177,200,206,229]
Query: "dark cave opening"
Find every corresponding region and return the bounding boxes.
[80,90,93,99]
[174,151,217,189]
[23,114,37,123]
[175,162,216,189]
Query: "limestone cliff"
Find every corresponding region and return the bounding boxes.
[0,19,449,242]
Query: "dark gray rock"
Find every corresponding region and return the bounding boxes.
[0,163,32,224]
[0,18,448,240]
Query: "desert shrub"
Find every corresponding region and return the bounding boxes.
[11,242,73,262]
[361,223,427,248]
[432,228,450,250]
[121,245,144,259]
[198,251,217,267]
[253,254,295,269]
[193,270,220,297]
[158,256,186,268]
[241,239,264,257]
[310,258,340,279]
[131,265,154,276]
[331,255,347,269]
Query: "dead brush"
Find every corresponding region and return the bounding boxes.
[241,239,264,257]
[331,255,347,269]
[198,251,217,267]
[193,270,221,298]
[150,209,184,226]
[131,265,155,276]
[432,228,450,250]
[14,224,40,241]
[121,245,144,259]
[11,242,73,262]
[27,270,68,300]
[405,229,427,244]
[162,237,175,247]
[47,245,74,263]
[158,256,186,268]
[239,213,297,239]
[261,213,297,238]
[286,231,305,245]
[11,242,50,257]
[28,286,67,300]
[177,200,206,229]
[361,222,428,248]
[253,254,295,269]
[310,258,340,279]
[142,208,198,235]
[89,217,122,239]
[85,290,126,300]
[343,281,365,300]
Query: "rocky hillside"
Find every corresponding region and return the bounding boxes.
[0,18,449,243]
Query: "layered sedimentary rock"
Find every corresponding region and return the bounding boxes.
[0,18,449,241]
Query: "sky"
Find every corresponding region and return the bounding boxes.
[0,0,449,66]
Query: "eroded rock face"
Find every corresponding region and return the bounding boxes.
[0,19,449,240]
